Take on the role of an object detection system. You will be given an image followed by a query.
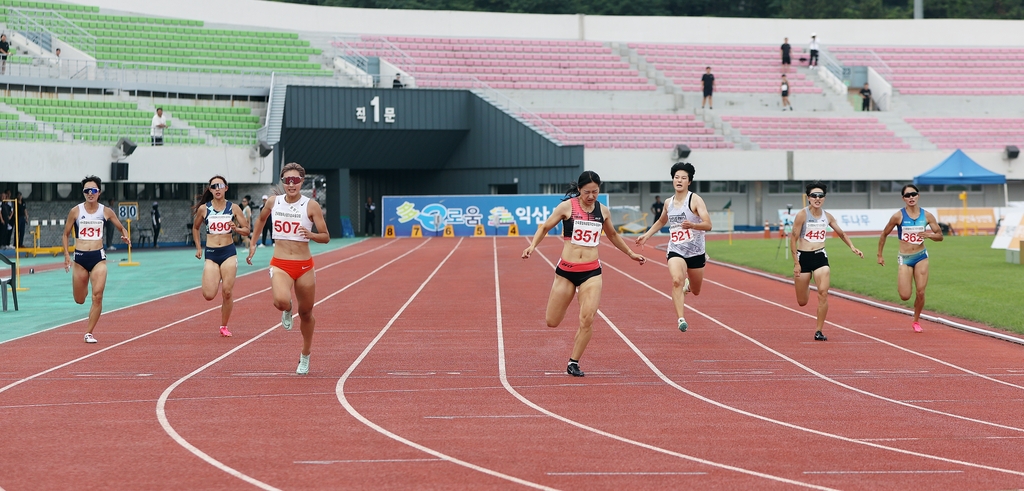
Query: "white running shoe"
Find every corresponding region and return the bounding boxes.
[296,353,310,375]
[282,310,293,330]
[84,333,97,343]
[683,278,691,293]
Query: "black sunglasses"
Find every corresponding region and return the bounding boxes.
[903,192,919,198]
[807,192,825,198]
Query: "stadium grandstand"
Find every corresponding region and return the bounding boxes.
[1,0,1022,250]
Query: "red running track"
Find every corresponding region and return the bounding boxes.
[1,237,1023,490]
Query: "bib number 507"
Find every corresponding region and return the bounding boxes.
[274,221,302,234]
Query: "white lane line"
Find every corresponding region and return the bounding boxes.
[423,415,546,420]
[156,239,433,491]
[295,459,442,464]
[0,240,396,396]
[335,238,558,490]
[547,472,708,476]
[508,240,838,490]
[712,259,1024,346]
[804,470,963,475]
[0,239,371,346]
[601,254,1024,431]
[593,263,1024,477]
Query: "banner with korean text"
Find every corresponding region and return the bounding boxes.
[383,195,609,237]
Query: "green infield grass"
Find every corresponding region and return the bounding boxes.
[706,235,1023,334]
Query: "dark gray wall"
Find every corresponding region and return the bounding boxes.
[279,86,583,236]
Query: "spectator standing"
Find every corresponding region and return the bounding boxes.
[240,195,253,248]
[781,74,793,111]
[808,34,820,69]
[151,108,166,146]
[650,196,664,226]
[55,48,61,58]
[0,190,11,249]
[701,67,714,110]
[0,34,9,75]
[364,197,376,236]
[14,192,28,249]
[104,198,116,251]
[860,83,872,111]
[781,37,791,67]
[259,194,273,246]
[392,74,404,89]
[151,202,162,248]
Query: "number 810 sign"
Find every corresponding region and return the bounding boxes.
[118,202,139,221]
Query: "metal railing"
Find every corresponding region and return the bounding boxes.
[829,49,895,84]
[0,54,360,89]
[7,8,97,54]
[0,119,258,146]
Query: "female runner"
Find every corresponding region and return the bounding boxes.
[193,176,250,337]
[635,162,712,332]
[61,176,129,343]
[877,184,942,332]
[790,181,863,341]
[247,163,330,374]
[522,171,646,377]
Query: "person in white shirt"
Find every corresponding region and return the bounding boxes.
[808,34,820,68]
[151,108,167,146]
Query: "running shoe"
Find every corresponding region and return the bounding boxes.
[566,363,584,377]
[84,333,97,344]
[814,330,827,341]
[219,326,232,337]
[913,322,922,333]
[683,278,691,293]
[282,310,293,330]
[296,353,310,375]
[678,318,688,332]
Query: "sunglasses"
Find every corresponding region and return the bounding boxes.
[83,188,100,195]
[210,183,226,190]
[807,192,825,198]
[903,192,919,198]
[282,176,303,185]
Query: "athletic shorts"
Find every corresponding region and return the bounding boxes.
[703,89,713,97]
[555,258,601,288]
[781,90,789,97]
[667,251,706,269]
[74,249,106,273]
[782,55,791,64]
[270,256,315,281]
[797,249,829,273]
[204,244,237,266]
[898,249,928,268]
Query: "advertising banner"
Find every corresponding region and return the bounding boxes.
[934,207,998,234]
[992,212,1024,250]
[383,194,609,237]
[777,208,931,233]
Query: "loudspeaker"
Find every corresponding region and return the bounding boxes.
[1006,145,1019,160]
[111,162,129,181]
[672,144,691,160]
[117,137,137,157]
[258,140,273,158]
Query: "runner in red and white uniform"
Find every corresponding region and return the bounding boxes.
[192,175,249,338]
[790,181,863,341]
[60,175,129,344]
[522,171,646,377]
[636,162,712,333]
[247,163,330,374]
[877,184,943,333]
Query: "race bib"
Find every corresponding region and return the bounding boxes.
[901,225,925,245]
[77,219,103,240]
[803,221,827,243]
[670,225,694,244]
[207,214,233,235]
[272,214,307,242]
[570,219,601,247]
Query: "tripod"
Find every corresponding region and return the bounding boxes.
[775,220,792,260]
